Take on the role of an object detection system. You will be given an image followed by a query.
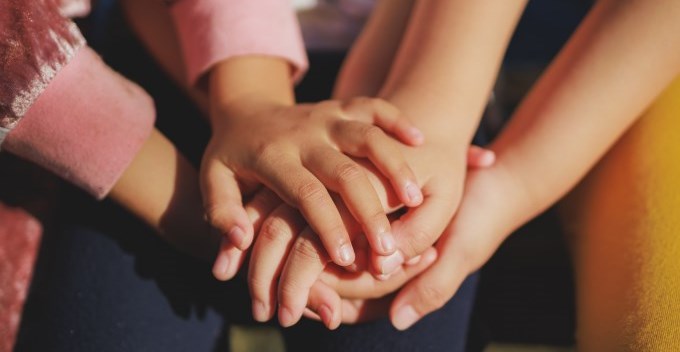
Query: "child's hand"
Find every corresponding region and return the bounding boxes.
[303,247,439,329]
[385,162,533,330]
[242,146,495,326]
[202,97,424,270]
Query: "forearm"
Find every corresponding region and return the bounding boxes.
[379,0,527,143]
[333,0,415,99]
[109,129,220,261]
[208,57,295,128]
[492,0,680,228]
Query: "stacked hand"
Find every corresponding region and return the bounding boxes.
[202,97,426,280]
[200,94,500,329]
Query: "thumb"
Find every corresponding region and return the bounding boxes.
[200,160,253,251]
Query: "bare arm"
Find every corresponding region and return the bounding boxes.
[389,0,680,330]
[378,0,527,142]
[493,0,680,224]
[109,129,220,261]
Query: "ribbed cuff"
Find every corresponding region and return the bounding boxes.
[4,47,156,199]
[170,0,309,86]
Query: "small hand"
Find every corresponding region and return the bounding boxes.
[388,162,530,330]
[242,146,495,327]
[203,97,425,277]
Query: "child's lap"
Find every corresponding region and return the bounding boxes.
[14,195,478,352]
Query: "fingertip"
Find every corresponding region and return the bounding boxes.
[335,243,356,266]
[279,306,297,328]
[422,247,438,265]
[369,230,396,256]
[405,127,425,146]
[228,225,251,250]
[318,304,336,329]
[212,242,231,281]
[391,304,420,331]
[479,150,496,167]
[252,299,270,322]
[404,182,424,207]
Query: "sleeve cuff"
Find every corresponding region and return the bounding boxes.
[170,0,309,86]
[3,47,156,199]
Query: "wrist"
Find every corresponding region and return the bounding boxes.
[487,156,543,233]
[208,57,295,128]
[380,88,482,146]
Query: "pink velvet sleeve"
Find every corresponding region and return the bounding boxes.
[3,47,156,199]
[169,0,309,86]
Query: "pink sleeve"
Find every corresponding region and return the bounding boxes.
[3,47,156,199]
[169,0,309,86]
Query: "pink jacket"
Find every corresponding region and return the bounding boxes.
[1,0,308,198]
[0,0,307,349]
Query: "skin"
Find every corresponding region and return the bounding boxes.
[304,0,680,331]
[120,0,427,274]
[249,0,526,328]
[115,0,497,330]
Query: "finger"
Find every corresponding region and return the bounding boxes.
[340,298,392,324]
[244,188,283,237]
[466,146,496,168]
[200,160,253,250]
[255,158,355,266]
[304,148,396,256]
[277,228,330,328]
[389,248,467,331]
[322,247,438,300]
[343,97,424,146]
[374,183,458,275]
[305,281,342,330]
[248,204,306,322]
[212,239,248,281]
[213,188,283,281]
[331,121,423,208]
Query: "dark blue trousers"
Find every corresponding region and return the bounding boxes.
[14,195,478,352]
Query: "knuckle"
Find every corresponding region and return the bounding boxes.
[292,238,324,263]
[365,210,388,229]
[335,162,364,185]
[259,217,292,244]
[252,143,284,169]
[295,181,327,206]
[203,204,228,228]
[403,229,433,257]
[248,275,271,296]
[279,279,307,301]
[362,125,385,143]
[416,284,448,310]
[393,163,414,179]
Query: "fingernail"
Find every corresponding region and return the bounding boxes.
[380,251,404,275]
[339,244,355,265]
[252,300,269,322]
[393,305,419,330]
[318,305,333,328]
[228,226,246,248]
[379,232,396,253]
[376,273,391,281]
[406,255,422,266]
[212,253,230,281]
[479,150,496,167]
[346,263,360,272]
[408,127,425,144]
[406,182,423,204]
[279,306,296,327]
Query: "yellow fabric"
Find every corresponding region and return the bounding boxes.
[561,77,680,351]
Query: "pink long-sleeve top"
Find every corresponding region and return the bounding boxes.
[1,0,308,198]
